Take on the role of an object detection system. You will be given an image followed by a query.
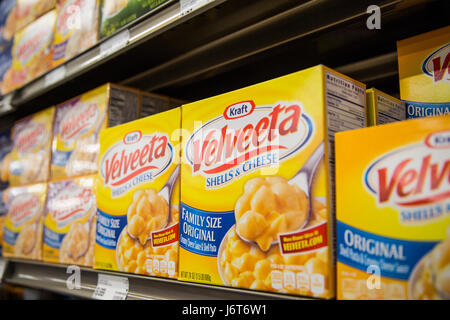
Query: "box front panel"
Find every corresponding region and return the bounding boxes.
[336,116,450,300]
[95,108,180,279]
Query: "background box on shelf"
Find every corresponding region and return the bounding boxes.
[9,9,57,91]
[9,107,55,186]
[366,88,405,126]
[0,0,16,96]
[99,0,170,39]
[52,0,100,67]
[139,91,169,118]
[179,65,366,299]
[0,129,12,189]
[0,188,7,254]
[51,83,140,180]
[43,175,96,267]
[336,116,450,300]
[14,0,56,32]
[95,107,180,279]
[397,25,450,119]
[2,182,47,260]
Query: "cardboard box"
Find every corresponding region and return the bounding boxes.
[99,0,170,39]
[0,129,12,189]
[397,26,450,119]
[2,182,47,260]
[51,83,140,180]
[0,0,16,95]
[9,9,57,90]
[15,0,56,32]
[95,107,180,279]
[179,65,366,298]
[9,107,55,186]
[366,88,405,126]
[336,115,450,300]
[43,175,96,266]
[52,0,100,67]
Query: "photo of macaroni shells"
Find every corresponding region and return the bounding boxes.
[13,221,43,260]
[410,233,450,300]
[59,216,96,266]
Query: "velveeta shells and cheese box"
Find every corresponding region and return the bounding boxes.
[51,83,140,180]
[43,175,96,267]
[397,26,450,119]
[15,0,56,32]
[2,182,47,260]
[336,116,450,300]
[95,108,181,279]
[10,9,56,90]
[10,107,55,186]
[366,88,405,126]
[179,65,366,298]
[52,0,99,67]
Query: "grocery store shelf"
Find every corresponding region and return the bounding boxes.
[2,259,309,300]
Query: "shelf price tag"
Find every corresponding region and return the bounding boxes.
[45,66,67,87]
[99,29,130,59]
[0,259,8,283]
[180,0,213,16]
[93,274,129,300]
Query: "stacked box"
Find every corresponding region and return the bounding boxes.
[336,116,450,300]
[0,0,16,96]
[139,92,169,118]
[95,107,181,279]
[43,175,97,266]
[8,9,57,91]
[52,0,100,67]
[2,182,47,260]
[179,65,366,298]
[99,0,170,39]
[9,107,55,186]
[14,0,56,32]
[366,88,405,126]
[51,83,140,180]
[397,25,450,119]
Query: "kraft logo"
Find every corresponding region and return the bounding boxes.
[422,43,450,83]
[185,102,314,177]
[123,130,142,144]
[224,101,255,120]
[364,133,450,208]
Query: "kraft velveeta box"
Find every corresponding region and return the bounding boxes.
[336,116,450,300]
[15,0,56,32]
[0,188,7,254]
[397,26,450,119]
[0,129,13,188]
[10,107,55,186]
[2,182,47,260]
[95,107,180,279]
[9,9,57,91]
[51,83,140,180]
[366,88,405,126]
[99,0,170,39]
[52,0,100,67]
[179,65,366,298]
[43,175,96,266]
[0,0,16,96]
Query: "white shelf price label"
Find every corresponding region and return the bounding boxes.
[99,29,130,59]
[45,66,67,87]
[180,0,213,16]
[93,274,129,300]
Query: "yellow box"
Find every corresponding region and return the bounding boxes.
[43,175,96,267]
[179,65,366,298]
[336,115,450,300]
[15,0,56,32]
[51,83,140,180]
[2,182,47,260]
[52,0,99,67]
[397,26,450,118]
[95,107,181,279]
[9,9,57,90]
[366,88,405,126]
[10,107,55,186]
